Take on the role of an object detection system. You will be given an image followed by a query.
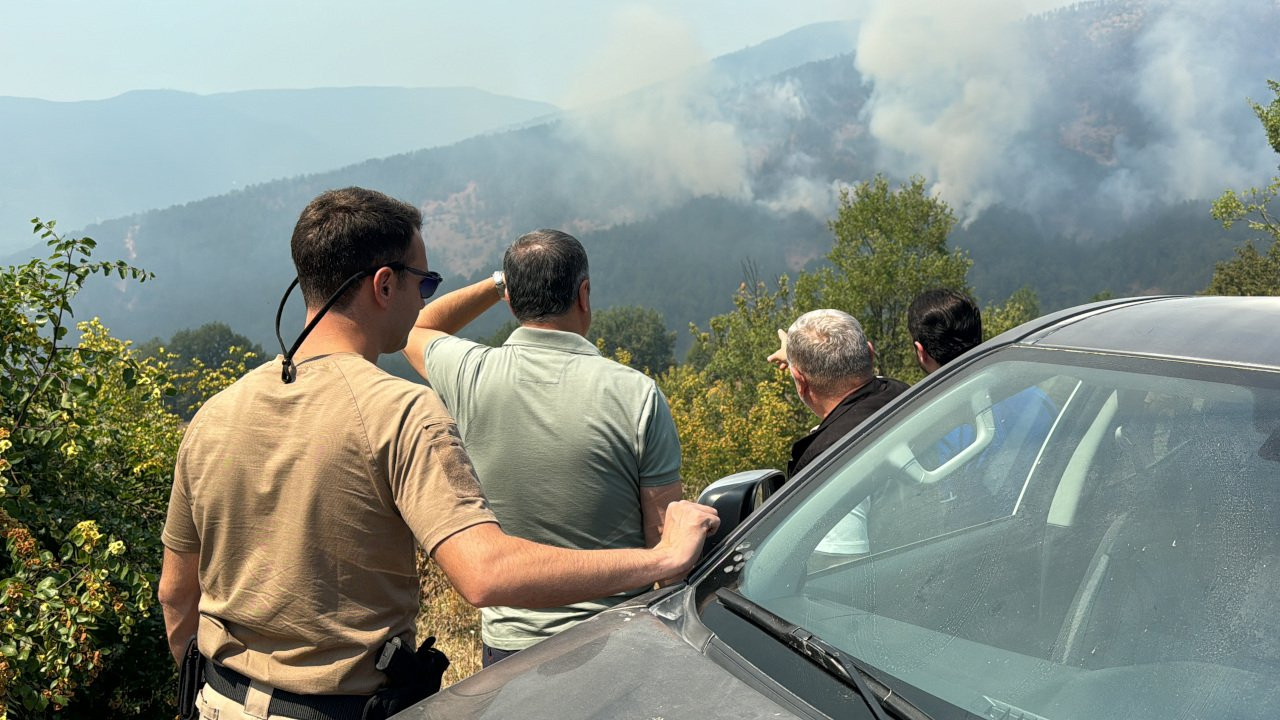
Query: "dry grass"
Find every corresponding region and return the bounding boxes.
[415,551,483,686]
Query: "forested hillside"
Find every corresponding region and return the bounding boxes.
[12,1,1279,358]
[0,87,557,253]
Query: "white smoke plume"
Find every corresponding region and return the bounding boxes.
[553,7,752,219]
[854,0,1059,222]
[854,0,1280,228]
[544,0,1278,236]
[1100,0,1279,218]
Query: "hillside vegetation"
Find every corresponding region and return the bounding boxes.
[15,1,1274,357]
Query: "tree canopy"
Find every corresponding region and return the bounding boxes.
[1208,79,1280,295]
[665,175,1038,496]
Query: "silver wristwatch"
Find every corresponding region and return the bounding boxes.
[492,270,506,296]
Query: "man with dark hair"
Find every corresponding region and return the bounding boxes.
[158,193,717,720]
[402,229,684,667]
[906,288,1055,515]
[907,288,984,372]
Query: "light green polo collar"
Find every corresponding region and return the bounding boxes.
[504,326,600,356]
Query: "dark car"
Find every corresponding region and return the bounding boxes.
[404,296,1280,720]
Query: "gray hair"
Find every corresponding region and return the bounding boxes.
[787,309,873,396]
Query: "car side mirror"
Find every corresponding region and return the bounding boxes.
[696,469,785,557]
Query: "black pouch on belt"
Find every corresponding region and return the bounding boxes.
[361,635,450,720]
[177,635,208,720]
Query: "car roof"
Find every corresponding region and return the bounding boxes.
[1003,296,1280,371]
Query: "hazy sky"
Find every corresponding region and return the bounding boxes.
[0,0,858,106]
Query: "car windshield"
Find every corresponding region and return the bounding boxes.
[718,348,1280,719]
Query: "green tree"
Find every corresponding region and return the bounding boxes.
[1208,79,1280,295]
[588,306,676,373]
[665,175,1040,494]
[1,220,256,718]
[983,286,1041,341]
[664,275,810,495]
[139,322,264,372]
[797,175,972,381]
[138,322,264,418]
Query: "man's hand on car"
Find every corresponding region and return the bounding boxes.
[654,500,720,584]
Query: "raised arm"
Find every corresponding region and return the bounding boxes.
[403,274,505,380]
[432,500,718,608]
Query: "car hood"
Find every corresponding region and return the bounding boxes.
[397,599,800,719]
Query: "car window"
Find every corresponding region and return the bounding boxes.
[714,349,1280,720]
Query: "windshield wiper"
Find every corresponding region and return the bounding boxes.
[715,588,933,720]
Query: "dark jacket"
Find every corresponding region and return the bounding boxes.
[787,376,909,478]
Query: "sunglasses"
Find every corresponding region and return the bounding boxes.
[385,262,443,299]
[275,261,445,383]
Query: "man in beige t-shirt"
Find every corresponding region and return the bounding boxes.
[158,188,718,720]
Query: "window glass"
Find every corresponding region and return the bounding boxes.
[728,351,1280,720]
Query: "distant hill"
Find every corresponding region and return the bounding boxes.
[0,86,556,252]
[710,20,859,82]
[14,3,1280,359]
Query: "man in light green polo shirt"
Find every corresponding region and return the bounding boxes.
[402,229,683,667]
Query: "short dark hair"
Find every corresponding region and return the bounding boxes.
[907,288,982,366]
[503,230,589,323]
[290,187,422,309]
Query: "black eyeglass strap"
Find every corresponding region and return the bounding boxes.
[274,271,372,384]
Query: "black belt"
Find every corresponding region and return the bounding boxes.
[204,661,371,720]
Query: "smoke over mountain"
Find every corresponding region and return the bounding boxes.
[542,0,1278,238]
[20,2,1276,354]
[855,0,1279,230]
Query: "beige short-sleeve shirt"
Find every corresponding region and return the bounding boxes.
[162,353,495,695]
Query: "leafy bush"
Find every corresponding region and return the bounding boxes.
[0,221,255,718]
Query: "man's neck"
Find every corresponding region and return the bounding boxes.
[521,315,586,337]
[814,375,875,420]
[294,311,381,364]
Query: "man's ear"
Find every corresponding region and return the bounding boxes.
[914,340,940,373]
[577,278,591,313]
[371,267,396,309]
[789,365,809,396]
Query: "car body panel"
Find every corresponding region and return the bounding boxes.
[401,602,802,719]
[1021,296,1280,370]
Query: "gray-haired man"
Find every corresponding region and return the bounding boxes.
[782,309,909,477]
[772,309,908,565]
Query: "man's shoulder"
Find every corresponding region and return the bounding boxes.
[587,353,656,380]
[880,375,911,394]
[425,333,487,357]
[188,358,277,418]
[336,356,454,422]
